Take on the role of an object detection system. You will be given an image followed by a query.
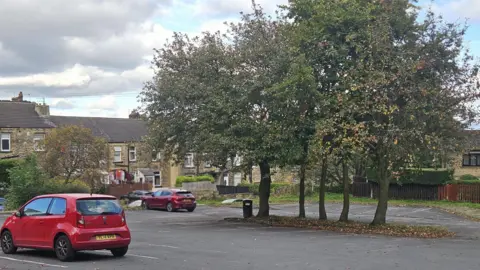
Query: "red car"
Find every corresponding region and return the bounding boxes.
[1,194,131,262]
[141,189,196,212]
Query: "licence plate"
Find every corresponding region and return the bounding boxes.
[184,199,191,203]
[96,235,116,240]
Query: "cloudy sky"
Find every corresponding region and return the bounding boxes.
[0,0,479,118]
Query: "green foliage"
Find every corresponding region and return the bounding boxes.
[5,154,90,210]
[367,168,454,186]
[239,182,293,195]
[451,179,480,185]
[459,174,478,181]
[0,159,20,189]
[175,175,215,187]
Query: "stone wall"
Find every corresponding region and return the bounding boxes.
[0,127,51,159]
[251,166,297,183]
[451,153,480,178]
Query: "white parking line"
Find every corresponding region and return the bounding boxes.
[95,250,159,260]
[148,243,180,249]
[0,256,68,268]
[127,254,159,260]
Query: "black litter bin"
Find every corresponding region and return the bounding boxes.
[243,199,253,218]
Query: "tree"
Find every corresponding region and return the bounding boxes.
[286,0,379,220]
[141,1,299,217]
[41,125,108,184]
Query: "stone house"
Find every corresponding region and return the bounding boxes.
[0,94,181,189]
[0,98,55,160]
[452,129,480,178]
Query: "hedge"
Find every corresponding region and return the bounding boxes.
[238,182,292,195]
[175,175,215,187]
[0,159,21,188]
[459,174,478,181]
[366,168,453,186]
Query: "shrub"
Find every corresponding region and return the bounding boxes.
[366,168,453,185]
[4,154,90,210]
[459,174,478,181]
[175,175,214,187]
[238,182,293,195]
[0,158,21,190]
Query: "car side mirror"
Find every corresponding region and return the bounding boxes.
[151,194,155,197]
[14,211,22,217]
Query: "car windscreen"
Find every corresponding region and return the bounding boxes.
[76,198,122,216]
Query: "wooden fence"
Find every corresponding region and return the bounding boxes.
[107,182,153,198]
[352,182,480,203]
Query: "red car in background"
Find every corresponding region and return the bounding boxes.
[141,189,196,212]
[1,194,131,262]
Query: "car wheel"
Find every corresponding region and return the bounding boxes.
[141,201,150,210]
[166,202,175,212]
[1,230,17,254]
[110,246,128,257]
[55,235,76,262]
[187,208,195,212]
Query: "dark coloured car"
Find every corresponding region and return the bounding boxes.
[141,189,196,212]
[120,190,152,203]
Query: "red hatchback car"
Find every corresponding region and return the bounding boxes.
[141,189,196,212]
[1,194,131,262]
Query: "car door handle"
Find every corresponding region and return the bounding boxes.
[39,220,44,224]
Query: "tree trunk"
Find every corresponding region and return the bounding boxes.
[319,154,328,220]
[299,162,306,218]
[299,141,309,218]
[257,160,271,217]
[248,162,253,184]
[371,155,389,225]
[339,157,350,222]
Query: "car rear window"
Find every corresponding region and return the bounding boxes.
[176,191,194,197]
[76,198,122,216]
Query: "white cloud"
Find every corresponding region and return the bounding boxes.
[87,95,118,111]
[0,64,92,88]
[51,99,76,110]
[430,0,480,21]
[193,0,289,17]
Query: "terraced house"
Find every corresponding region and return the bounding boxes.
[0,93,181,189]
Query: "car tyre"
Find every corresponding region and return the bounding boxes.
[166,202,175,212]
[187,207,195,212]
[141,201,150,210]
[55,235,76,262]
[1,230,17,254]
[110,246,128,257]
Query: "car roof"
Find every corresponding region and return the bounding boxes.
[34,193,117,200]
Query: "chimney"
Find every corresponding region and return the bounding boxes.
[11,91,23,102]
[35,103,50,116]
[129,109,141,119]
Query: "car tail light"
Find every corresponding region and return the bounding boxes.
[121,210,126,225]
[76,212,85,228]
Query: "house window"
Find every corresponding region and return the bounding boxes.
[33,134,45,151]
[129,146,136,162]
[152,151,161,161]
[462,152,480,166]
[184,153,194,168]
[114,147,122,162]
[0,133,11,152]
[204,160,212,168]
[154,172,161,187]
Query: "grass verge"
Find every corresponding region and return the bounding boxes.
[198,193,480,221]
[225,215,455,238]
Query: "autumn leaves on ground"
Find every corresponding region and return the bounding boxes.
[139,1,480,239]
